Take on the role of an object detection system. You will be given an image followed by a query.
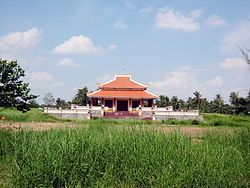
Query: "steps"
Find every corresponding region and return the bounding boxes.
[104,111,139,119]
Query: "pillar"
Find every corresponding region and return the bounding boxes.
[128,99,132,112]
[140,99,144,107]
[113,98,116,112]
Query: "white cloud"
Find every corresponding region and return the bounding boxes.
[205,15,227,27]
[96,74,113,84]
[0,27,41,52]
[149,66,200,95]
[189,9,203,18]
[204,76,223,88]
[139,6,154,14]
[219,57,248,70]
[108,44,117,51]
[30,72,54,82]
[114,21,128,30]
[155,8,200,31]
[25,72,64,101]
[221,21,250,52]
[53,35,106,55]
[57,58,79,68]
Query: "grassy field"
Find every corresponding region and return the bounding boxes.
[0,108,250,187]
[0,108,250,127]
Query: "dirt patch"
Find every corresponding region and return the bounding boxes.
[0,121,80,131]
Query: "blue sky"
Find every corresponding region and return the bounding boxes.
[0,0,250,103]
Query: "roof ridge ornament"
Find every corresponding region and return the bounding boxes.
[123,63,126,75]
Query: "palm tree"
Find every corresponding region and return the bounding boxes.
[212,94,228,114]
[240,47,250,66]
[178,99,186,111]
[193,91,202,111]
[229,92,239,114]
[156,95,169,107]
[186,97,193,110]
[170,96,179,111]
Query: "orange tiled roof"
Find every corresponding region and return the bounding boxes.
[88,90,157,99]
[100,75,146,89]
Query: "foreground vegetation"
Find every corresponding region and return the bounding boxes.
[0,108,249,187]
[0,126,249,187]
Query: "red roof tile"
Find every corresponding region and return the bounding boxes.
[88,90,157,99]
[100,75,146,89]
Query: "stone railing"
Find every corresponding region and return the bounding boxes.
[44,105,108,119]
[44,107,90,119]
[44,106,203,121]
[138,106,202,121]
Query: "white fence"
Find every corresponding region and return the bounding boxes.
[44,106,202,121]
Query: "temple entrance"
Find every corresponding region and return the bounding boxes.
[132,100,140,109]
[104,100,113,108]
[117,100,128,111]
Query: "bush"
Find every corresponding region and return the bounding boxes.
[191,119,200,125]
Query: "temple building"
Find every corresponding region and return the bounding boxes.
[87,75,158,112]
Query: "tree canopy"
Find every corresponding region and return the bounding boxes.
[0,59,37,112]
[72,87,88,106]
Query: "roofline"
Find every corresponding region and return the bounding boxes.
[87,89,157,99]
[130,77,147,88]
[115,74,131,78]
[89,96,156,99]
[99,76,116,87]
[87,89,102,97]
[99,74,147,89]
[145,90,158,98]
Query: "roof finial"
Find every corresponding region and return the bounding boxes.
[123,63,126,75]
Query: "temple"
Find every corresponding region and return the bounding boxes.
[87,75,158,113]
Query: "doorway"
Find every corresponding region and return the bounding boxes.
[117,100,128,111]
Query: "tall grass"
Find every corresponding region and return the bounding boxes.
[0,108,69,122]
[1,126,249,187]
[202,113,250,127]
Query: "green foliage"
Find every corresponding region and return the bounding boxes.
[0,59,37,112]
[0,108,67,122]
[27,99,40,108]
[72,87,88,106]
[156,95,169,107]
[55,98,69,109]
[0,127,249,187]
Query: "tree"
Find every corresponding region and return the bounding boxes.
[212,94,228,114]
[43,92,55,106]
[178,99,186,111]
[229,92,239,114]
[28,99,40,108]
[170,96,179,111]
[156,95,169,107]
[240,47,250,66]
[193,91,202,111]
[56,98,68,109]
[72,87,88,106]
[0,59,37,112]
[186,97,193,110]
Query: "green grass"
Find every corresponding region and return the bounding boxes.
[0,108,70,122]
[201,113,250,127]
[0,126,249,187]
[1,108,250,128]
